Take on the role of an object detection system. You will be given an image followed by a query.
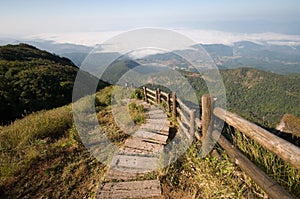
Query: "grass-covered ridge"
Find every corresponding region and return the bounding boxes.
[0,104,106,198]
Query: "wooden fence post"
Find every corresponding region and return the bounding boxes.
[155,89,158,104]
[143,86,147,102]
[172,92,177,118]
[157,88,161,104]
[167,93,170,113]
[190,109,196,137]
[201,94,214,141]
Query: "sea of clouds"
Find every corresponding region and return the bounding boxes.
[27,29,300,47]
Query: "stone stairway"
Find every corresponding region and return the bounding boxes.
[97,101,170,198]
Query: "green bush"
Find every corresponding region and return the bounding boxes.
[128,102,146,125]
[129,102,137,110]
[131,89,144,99]
[96,86,113,106]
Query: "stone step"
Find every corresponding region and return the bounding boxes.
[110,154,159,171]
[97,180,162,199]
[132,130,168,144]
[120,147,160,157]
[124,137,164,153]
[98,101,170,198]
[105,167,149,181]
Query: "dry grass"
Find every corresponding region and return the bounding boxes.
[160,140,266,199]
[160,123,300,198]
[0,105,107,198]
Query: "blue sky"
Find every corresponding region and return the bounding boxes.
[1,0,300,36]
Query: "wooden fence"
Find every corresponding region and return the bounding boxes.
[143,86,300,199]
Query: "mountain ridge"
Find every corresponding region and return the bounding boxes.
[0,43,76,67]
[1,39,300,74]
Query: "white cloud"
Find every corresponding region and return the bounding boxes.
[176,29,300,46]
[128,48,167,59]
[27,31,123,46]
[27,29,300,47]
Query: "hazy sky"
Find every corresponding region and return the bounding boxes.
[1,0,300,36]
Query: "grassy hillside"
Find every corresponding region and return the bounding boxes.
[0,87,103,198]
[0,104,105,198]
[0,86,149,198]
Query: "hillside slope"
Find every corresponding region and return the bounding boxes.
[0,86,142,198]
[0,44,108,124]
[222,68,300,127]
[0,43,76,66]
[183,68,300,128]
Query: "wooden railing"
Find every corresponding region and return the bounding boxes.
[143,86,300,199]
[144,86,199,140]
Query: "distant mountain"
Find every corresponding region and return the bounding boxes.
[2,39,299,74]
[139,41,300,74]
[205,41,300,74]
[0,39,93,67]
[0,43,107,124]
[101,59,140,84]
[196,44,233,57]
[23,40,93,67]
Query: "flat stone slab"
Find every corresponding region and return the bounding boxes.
[120,146,160,157]
[110,154,159,171]
[105,168,147,181]
[132,130,168,144]
[124,137,164,152]
[145,119,168,125]
[97,180,162,199]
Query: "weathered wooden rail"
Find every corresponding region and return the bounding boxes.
[143,86,300,199]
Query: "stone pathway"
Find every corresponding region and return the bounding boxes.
[97,101,170,199]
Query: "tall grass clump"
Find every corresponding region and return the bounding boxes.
[0,105,72,150]
[129,102,146,125]
[229,128,300,197]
